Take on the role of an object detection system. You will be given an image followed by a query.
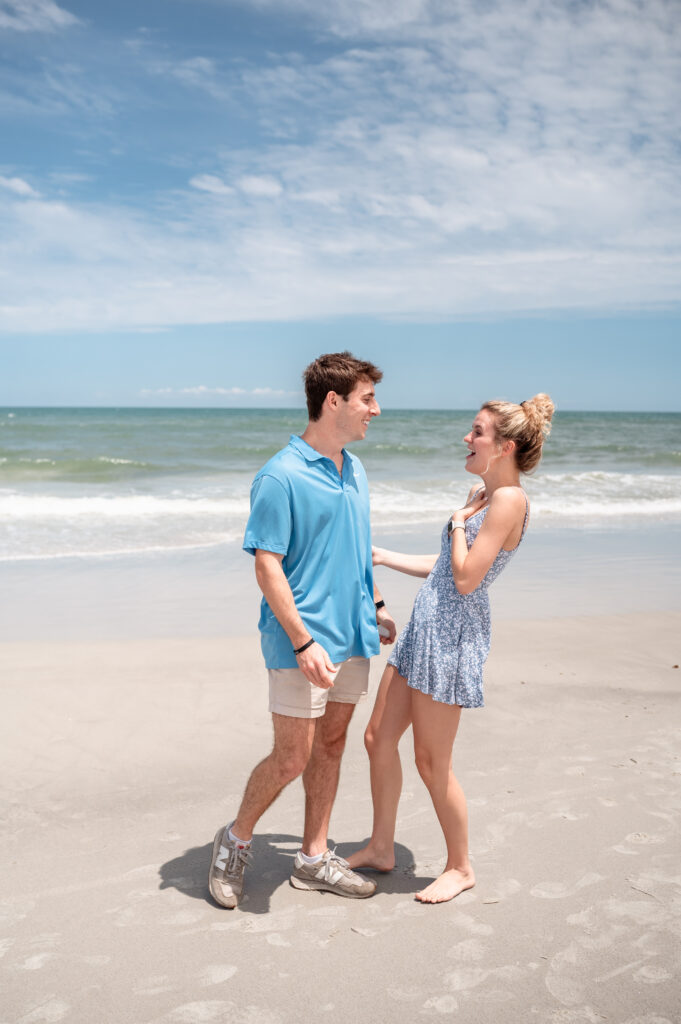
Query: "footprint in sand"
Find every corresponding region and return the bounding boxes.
[421,995,459,1013]
[447,938,486,962]
[212,907,298,934]
[443,966,488,991]
[167,909,206,925]
[386,987,422,1002]
[134,975,175,996]
[159,1003,233,1024]
[308,905,348,918]
[486,877,522,900]
[620,1016,675,1024]
[625,832,665,845]
[452,911,494,936]
[17,998,71,1023]
[162,1001,281,1024]
[14,953,53,971]
[199,965,238,985]
[530,872,604,899]
[632,964,673,984]
[544,941,585,1005]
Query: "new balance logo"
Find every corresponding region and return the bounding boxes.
[316,866,347,886]
[216,845,229,871]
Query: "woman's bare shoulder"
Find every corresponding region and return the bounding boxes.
[488,486,527,513]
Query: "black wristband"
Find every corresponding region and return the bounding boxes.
[374,600,385,611]
[293,638,315,656]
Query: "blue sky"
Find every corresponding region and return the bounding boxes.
[1,0,680,409]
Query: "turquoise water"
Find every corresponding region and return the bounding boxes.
[1,407,680,560]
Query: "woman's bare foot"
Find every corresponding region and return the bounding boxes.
[346,843,395,872]
[415,868,475,904]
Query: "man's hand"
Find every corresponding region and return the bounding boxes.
[296,641,337,689]
[376,605,396,645]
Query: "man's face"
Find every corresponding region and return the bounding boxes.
[336,378,381,442]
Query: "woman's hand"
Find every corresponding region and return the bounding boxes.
[370,545,438,578]
[376,605,397,645]
[453,489,487,522]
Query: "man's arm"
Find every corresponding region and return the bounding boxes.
[254,549,337,689]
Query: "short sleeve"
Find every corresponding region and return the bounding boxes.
[242,474,292,557]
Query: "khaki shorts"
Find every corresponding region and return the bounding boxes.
[268,656,370,719]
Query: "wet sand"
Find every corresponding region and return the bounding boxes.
[1,608,680,1023]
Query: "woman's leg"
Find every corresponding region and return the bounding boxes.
[410,689,475,903]
[346,665,413,871]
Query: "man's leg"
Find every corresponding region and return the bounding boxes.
[209,713,315,909]
[291,698,376,898]
[301,701,355,856]
[233,713,316,841]
[288,657,376,899]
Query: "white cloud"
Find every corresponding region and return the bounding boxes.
[140,385,299,397]
[190,174,235,196]
[0,0,679,330]
[0,58,121,120]
[251,387,298,395]
[293,189,342,208]
[237,175,284,198]
[0,0,79,32]
[142,52,231,101]
[183,386,247,395]
[167,56,226,97]
[240,0,430,37]
[0,175,37,196]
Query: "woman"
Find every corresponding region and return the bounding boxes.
[347,395,555,903]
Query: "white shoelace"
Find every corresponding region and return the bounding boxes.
[322,849,352,879]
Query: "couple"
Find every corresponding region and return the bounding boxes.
[208,351,554,908]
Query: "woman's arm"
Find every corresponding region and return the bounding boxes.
[450,487,527,595]
[373,582,397,644]
[373,546,439,578]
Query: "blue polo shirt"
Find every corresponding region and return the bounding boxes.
[243,434,379,669]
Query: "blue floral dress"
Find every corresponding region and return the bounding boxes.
[387,497,529,707]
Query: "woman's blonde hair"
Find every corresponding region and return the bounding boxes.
[481,393,555,474]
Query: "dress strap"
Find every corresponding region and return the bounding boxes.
[519,491,530,540]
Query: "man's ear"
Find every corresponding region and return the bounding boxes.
[325,390,339,412]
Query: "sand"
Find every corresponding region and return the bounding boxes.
[1,606,680,1024]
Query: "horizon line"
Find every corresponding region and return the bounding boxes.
[2,405,680,415]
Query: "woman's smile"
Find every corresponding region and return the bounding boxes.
[463,409,499,474]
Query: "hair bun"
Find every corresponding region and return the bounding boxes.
[522,393,555,438]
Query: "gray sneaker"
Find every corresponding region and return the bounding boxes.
[290,849,376,898]
[208,824,253,909]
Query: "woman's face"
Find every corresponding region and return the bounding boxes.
[463,409,499,476]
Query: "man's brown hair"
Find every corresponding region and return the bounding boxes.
[303,351,383,421]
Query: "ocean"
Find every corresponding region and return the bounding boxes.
[1,407,681,562]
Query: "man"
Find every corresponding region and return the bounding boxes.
[208,351,396,908]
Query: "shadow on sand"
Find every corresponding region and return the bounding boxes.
[159,833,427,915]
